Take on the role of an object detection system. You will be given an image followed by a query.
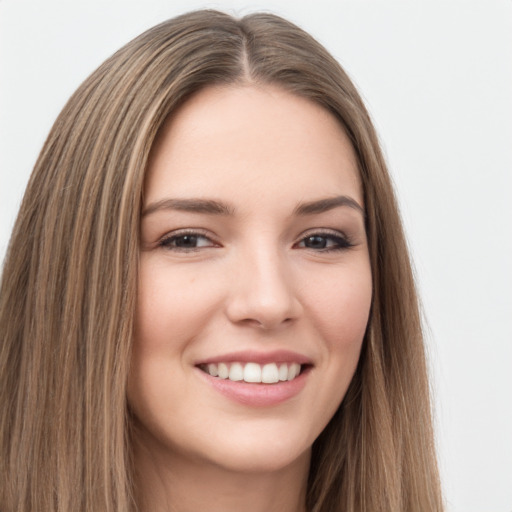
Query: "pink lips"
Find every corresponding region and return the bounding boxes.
[195,350,313,407]
[197,349,312,366]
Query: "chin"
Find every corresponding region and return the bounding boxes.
[202,444,311,476]
[185,419,315,475]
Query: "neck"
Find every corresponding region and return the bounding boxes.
[132,431,310,512]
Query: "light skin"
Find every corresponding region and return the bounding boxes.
[128,84,373,512]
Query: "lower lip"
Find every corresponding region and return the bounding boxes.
[197,367,310,407]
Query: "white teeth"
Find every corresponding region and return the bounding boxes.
[229,363,243,381]
[244,362,262,383]
[218,363,229,379]
[261,363,279,384]
[202,362,303,384]
[287,363,301,381]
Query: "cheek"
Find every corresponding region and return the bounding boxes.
[128,261,223,426]
[128,261,220,406]
[295,260,372,440]
[305,261,372,352]
[134,259,222,348]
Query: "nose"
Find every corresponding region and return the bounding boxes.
[225,246,302,330]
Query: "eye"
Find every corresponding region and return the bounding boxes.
[295,231,353,252]
[159,231,217,251]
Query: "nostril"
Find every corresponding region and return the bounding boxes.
[242,314,297,331]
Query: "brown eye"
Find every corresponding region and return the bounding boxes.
[171,235,200,248]
[304,235,329,249]
[160,232,215,251]
[297,232,353,251]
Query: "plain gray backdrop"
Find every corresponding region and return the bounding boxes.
[1,1,511,510]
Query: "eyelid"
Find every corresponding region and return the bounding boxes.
[155,227,355,252]
[293,228,354,250]
[159,228,220,250]
[295,227,349,241]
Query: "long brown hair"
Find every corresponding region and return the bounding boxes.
[0,10,443,511]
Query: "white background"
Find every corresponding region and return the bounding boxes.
[1,1,511,510]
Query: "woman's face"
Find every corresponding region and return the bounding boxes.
[128,85,372,474]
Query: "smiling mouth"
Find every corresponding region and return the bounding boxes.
[198,362,305,384]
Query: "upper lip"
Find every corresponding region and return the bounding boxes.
[195,349,313,366]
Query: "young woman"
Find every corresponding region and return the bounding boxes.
[0,10,443,512]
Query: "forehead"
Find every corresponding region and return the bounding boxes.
[145,84,362,208]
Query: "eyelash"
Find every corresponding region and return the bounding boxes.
[158,229,354,253]
[159,229,216,252]
[294,230,354,252]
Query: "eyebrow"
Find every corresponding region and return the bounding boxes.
[142,195,364,218]
[293,196,365,216]
[142,198,235,217]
